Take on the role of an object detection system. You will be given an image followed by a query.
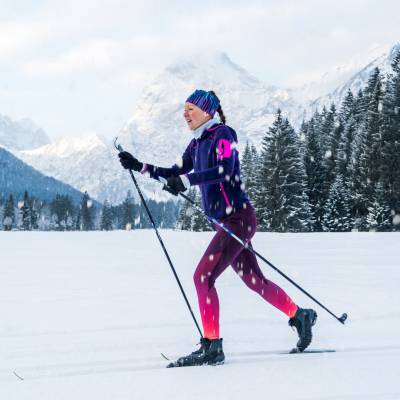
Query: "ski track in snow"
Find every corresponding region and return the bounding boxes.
[0,231,399,400]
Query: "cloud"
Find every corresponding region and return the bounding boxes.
[0,21,56,56]
[23,36,163,76]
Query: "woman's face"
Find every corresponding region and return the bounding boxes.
[183,102,211,131]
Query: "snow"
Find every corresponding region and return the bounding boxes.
[0,231,399,399]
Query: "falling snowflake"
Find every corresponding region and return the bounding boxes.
[226,206,233,215]
[87,200,93,208]
[125,223,132,230]
[378,102,383,112]
[251,276,257,285]
[234,174,240,182]
[209,254,214,261]
[240,183,245,191]
[393,214,400,225]
[225,174,230,181]
[325,150,332,159]
[17,201,24,209]
[206,296,211,304]
[185,208,194,217]
[218,166,224,174]
[310,155,315,162]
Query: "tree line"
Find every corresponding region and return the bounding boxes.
[0,190,179,231]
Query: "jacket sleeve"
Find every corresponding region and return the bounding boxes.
[140,139,194,181]
[186,128,236,186]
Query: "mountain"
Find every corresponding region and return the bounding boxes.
[19,134,136,205]
[15,44,400,205]
[305,43,400,118]
[0,146,85,204]
[119,51,297,164]
[0,114,50,151]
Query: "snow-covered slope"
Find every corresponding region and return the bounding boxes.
[0,146,85,204]
[19,134,130,204]
[305,43,400,117]
[0,114,50,151]
[0,231,399,399]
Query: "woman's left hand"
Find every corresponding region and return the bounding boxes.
[163,176,188,196]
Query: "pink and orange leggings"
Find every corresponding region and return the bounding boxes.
[194,204,298,339]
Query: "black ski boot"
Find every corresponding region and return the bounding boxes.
[167,338,225,368]
[288,307,317,353]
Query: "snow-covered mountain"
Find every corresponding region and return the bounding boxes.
[15,43,400,205]
[0,114,50,151]
[305,43,400,117]
[119,51,297,166]
[0,146,85,204]
[19,134,130,204]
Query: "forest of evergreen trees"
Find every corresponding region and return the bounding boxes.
[2,52,399,233]
[0,190,179,231]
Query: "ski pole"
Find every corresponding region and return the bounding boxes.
[114,138,203,338]
[179,192,348,325]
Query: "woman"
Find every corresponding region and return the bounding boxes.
[118,89,317,367]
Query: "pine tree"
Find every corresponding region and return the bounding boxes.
[352,68,384,230]
[321,103,343,205]
[121,191,135,230]
[30,198,39,230]
[177,187,196,230]
[366,181,392,231]
[380,49,400,229]
[322,175,352,232]
[241,141,259,201]
[50,194,75,231]
[100,200,113,230]
[303,118,324,231]
[81,191,94,231]
[20,191,31,231]
[191,189,212,231]
[3,194,15,231]
[257,110,310,232]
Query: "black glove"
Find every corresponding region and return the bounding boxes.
[118,151,143,171]
[163,176,188,196]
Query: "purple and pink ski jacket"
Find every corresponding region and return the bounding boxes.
[141,123,250,220]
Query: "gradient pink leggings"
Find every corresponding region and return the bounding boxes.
[194,204,298,339]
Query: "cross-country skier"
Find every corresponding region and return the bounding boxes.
[118,89,317,367]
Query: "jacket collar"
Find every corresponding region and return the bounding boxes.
[192,117,219,140]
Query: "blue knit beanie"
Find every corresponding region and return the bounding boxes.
[186,90,220,117]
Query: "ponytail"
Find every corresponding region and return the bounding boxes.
[208,90,226,124]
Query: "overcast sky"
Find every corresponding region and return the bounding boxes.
[0,0,399,140]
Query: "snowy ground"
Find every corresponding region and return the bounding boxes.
[0,230,399,400]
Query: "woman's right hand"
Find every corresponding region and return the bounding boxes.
[118,151,143,171]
